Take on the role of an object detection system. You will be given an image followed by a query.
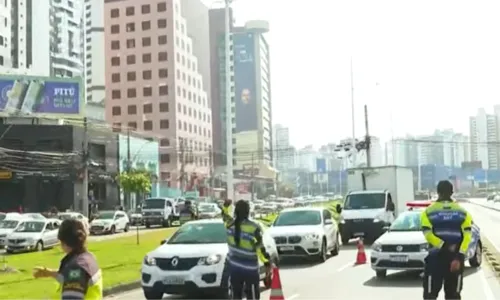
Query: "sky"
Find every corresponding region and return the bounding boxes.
[229,0,500,148]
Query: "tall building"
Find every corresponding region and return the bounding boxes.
[104,0,212,187]
[469,107,500,169]
[208,7,235,168]
[296,145,317,172]
[273,124,293,171]
[0,0,83,77]
[232,21,274,178]
[84,0,106,103]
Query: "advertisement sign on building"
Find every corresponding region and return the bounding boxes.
[233,33,257,133]
[0,75,83,117]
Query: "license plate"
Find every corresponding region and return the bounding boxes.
[389,255,409,262]
[280,246,294,251]
[163,276,185,285]
[353,232,364,237]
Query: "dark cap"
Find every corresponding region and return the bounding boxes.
[437,180,454,195]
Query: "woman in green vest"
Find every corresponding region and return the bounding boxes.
[33,219,103,299]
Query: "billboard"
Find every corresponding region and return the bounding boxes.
[0,75,83,117]
[233,33,257,133]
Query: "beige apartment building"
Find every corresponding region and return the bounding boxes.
[104,0,212,187]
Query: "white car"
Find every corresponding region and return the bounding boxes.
[89,210,130,235]
[197,203,221,219]
[0,214,31,248]
[5,219,61,253]
[58,212,90,234]
[141,219,278,299]
[268,207,340,262]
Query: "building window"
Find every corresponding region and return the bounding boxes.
[143,86,152,96]
[128,122,137,130]
[127,71,136,81]
[111,90,121,99]
[127,88,136,98]
[126,39,135,48]
[141,4,150,14]
[111,40,119,50]
[142,53,151,63]
[111,73,120,83]
[127,105,137,115]
[160,139,169,147]
[160,119,169,129]
[160,154,170,163]
[141,21,151,31]
[126,55,135,65]
[126,6,134,16]
[126,23,135,32]
[159,102,168,112]
[143,103,153,113]
[110,9,119,18]
[142,37,151,47]
[158,35,167,45]
[159,68,168,78]
[178,120,182,129]
[159,85,168,95]
[112,106,121,116]
[110,25,119,34]
[157,2,167,12]
[143,70,152,79]
[157,19,167,29]
[158,52,167,61]
[144,120,153,131]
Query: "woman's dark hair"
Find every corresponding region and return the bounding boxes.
[234,200,250,246]
[58,219,87,253]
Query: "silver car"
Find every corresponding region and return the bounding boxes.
[6,219,60,253]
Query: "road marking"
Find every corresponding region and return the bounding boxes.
[480,268,495,300]
[287,294,300,300]
[336,261,354,272]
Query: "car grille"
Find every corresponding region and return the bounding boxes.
[381,245,421,252]
[8,239,26,244]
[91,226,104,230]
[155,257,200,271]
[288,236,302,244]
[274,236,302,244]
[0,234,6,238]
[144,211,162,216]
[274,237,287,244]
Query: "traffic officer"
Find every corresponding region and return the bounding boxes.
[179,200,197,225]
[33,219,103,299]
[421,180,472,300]
[226,200,271,300]
[221,198,234,227]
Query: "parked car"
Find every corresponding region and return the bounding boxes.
[141,219,278,299]
[5,219,61,253]
[0,214,31,248]
[58,212,90,234]
[267,207,340,262]
[370,209,482,278]
[197,203,221,219]
[89,210,130,235]
[129,207,144,226]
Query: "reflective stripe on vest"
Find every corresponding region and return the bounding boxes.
[56,269,103,299]
[227,220,259,271]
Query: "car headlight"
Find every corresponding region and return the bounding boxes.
[420,243,430,252]
[198,254,222,265]
[372,242,382,252]
[303,233,320,240]
[143,255,156,266]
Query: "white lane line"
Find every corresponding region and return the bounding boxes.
[480,268,496,300]
[287,294,300,300]
[336,261,354,272]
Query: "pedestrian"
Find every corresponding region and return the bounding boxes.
[33,219,103,299]
[421,180,472,300]
[178,200,197,225]
[220,198,234,227]
[226,200,272,300]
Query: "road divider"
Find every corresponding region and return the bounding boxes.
[480,235,500,278]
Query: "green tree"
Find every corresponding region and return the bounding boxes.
[117,170,152,196]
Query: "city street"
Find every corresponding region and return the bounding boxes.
[107,201,500,300]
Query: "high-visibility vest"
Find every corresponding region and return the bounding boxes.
[226,219,260,271]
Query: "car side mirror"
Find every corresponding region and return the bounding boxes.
[335,204,342,214]
[324,219,333,225]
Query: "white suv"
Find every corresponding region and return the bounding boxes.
[89,211,129,235]
[141,219,278,299]
[268,207,340,262]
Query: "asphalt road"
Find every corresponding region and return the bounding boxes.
[106,237,500,299]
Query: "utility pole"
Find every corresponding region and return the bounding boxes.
[364,105,371,168]
[209,148,214,199]
[125,128,131,209]
[179,138,185,193]
[250,152,255,201]
[224,0,234,200]
[82,117,89,218]
[350,57,357,167]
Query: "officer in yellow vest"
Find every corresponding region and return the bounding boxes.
[221,198,234,227]
[33,219,102,299]
[226,200,271,300]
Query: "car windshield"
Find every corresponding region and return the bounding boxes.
[168,223,226,244]
[24,213,46,220]
[198,205,215,212]
[95,212,115,220]
[0,220,19,229]
[58,214,74,220]
[344,193,386,210]
[143,199,166,209]
[15,221,45,232]
[273,210,321,226]
[390,213,421,231]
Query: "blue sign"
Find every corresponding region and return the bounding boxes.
[233,33,257,133]
[316,158,326,173]
[0,75,82,117]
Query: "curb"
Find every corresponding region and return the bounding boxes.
[467,199,500,213]
[480,235,500,277]
[103,281,141,297]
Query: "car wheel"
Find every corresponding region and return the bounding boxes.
[143,288,164,300]
[35,241,43,252]
[162,218,171,228]
[145,222,151,229]
[317,239,327,262]
[124,223,130,232]
[376,270,387,278]
[469,242,482,267]
[331,234,340,256]
[6,249,13,254]
[110,225,116,234]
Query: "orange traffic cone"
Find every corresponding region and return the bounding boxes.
[269,266,285,300]
[355,238,367,265]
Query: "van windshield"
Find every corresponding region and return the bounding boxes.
[143,199,166,209]
[344,193,385,210]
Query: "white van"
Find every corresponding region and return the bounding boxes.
[0,214,29,248]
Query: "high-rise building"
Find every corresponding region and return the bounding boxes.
[104,0,212,187]
[84,0,106,104]
[0,0,83,77]
[273,124,293,171]
[232,21,274,178]
[469,107,500,169]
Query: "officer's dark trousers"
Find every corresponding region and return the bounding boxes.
[229,266,260,300]
[423,251,464,300]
